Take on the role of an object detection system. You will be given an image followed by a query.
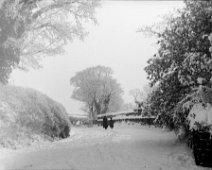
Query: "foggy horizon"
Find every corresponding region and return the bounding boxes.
[9,1,184,116]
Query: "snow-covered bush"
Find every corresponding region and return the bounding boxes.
[0,84,71,148]
[174,85,212,139]
[188,103,212,132]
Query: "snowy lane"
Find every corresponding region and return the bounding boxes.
[0,124,211,170]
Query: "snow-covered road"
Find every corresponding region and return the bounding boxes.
[0,124,211,170]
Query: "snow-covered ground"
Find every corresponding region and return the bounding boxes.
[0,123,211,170]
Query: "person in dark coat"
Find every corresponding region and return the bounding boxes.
[103,116,108,129]
[109,117,114,129]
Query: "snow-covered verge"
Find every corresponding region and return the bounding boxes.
[0,84,71,149]
[0,123,210,170]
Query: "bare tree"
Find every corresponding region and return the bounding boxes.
[70,66,123,121]
[129,88,145,114]
[129,88,143,103]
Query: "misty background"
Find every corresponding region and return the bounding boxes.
[10,1,184,116]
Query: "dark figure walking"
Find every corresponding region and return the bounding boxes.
[109,117,114,129]
[103,116,108,129]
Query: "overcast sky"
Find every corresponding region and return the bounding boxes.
[10,1,184,116]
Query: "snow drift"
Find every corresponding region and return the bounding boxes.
[0,84,71,148]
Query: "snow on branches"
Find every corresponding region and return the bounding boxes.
[175,85,212,134]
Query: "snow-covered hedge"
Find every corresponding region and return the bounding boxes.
[174,85,212,139]
[0,84,71,148]
[188,103,212,132]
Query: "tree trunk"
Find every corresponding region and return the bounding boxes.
[88,103,95,126]
[102,94,111,113]
[94,99,101,116]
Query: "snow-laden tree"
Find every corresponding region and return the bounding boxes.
[70,66,123,121]
[0,0,99,84]
[143,0,212,130]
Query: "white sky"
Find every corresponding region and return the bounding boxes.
[10,1,184,116]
